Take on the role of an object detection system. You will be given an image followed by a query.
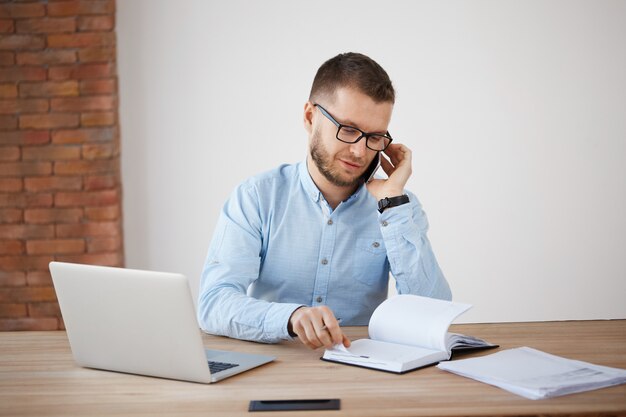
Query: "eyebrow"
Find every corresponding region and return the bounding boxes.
[333,113,388,136]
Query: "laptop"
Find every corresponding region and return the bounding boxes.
[49,262,275,383]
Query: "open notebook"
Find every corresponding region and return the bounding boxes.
[322,295,497,373]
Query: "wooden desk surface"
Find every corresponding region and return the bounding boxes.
[1,320,625,417]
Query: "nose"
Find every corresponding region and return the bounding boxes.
[348,137,368,158]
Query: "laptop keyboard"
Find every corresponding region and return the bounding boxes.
[208,360,239,374]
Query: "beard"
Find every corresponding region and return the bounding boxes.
[310,128,367,188]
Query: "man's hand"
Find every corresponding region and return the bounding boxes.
[366,143,413,201]
[288,306,351,350]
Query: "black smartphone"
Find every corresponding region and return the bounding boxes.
[362,152,381,183]
[249,399,340,412]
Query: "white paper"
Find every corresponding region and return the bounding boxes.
[437,347,626,400]
[368,294,471,352]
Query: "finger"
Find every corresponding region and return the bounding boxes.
[386,145,405,167]
[342,334,351,348]
[320,317,342,347]
[316,325,334,349]
[300,320,324,349]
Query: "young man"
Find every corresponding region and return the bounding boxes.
[197,52,451,350]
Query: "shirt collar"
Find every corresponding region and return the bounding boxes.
[298,159,367,206]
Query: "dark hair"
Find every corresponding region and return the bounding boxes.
[309,52,395,104]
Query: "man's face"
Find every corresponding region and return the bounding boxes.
[308,87,393,188]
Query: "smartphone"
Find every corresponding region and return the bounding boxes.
[249,399,340,411]
[363,152,381,183]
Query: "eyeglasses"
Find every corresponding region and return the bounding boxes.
[314,103,393,152]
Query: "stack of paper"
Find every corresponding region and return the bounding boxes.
[437,347,626,400]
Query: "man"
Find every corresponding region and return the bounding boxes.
[197,52,451,350]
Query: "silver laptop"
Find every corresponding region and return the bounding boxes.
[49,262,274,383]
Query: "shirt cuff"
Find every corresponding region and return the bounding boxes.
[263,302,306,341]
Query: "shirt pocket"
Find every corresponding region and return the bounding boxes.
[353,237,387,286]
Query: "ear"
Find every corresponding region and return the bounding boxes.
[303,101,315,135]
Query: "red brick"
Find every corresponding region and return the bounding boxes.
[84,174,116,190]
[0,3,46,19]
[19,113,79,129]
[0,271,26,286]
[56,221,118,237]
[19,81,78,98]
[87,235,120,252]
[0,255,53,271]
[81,111,114,126]
[0,161,52,176]
[0,130,49,145]
[0,3,46,18]
[82,142,115,160]
[0,66,46,82]
[0,115,17,130]
[54,158,118,175]
[51,95,114,112]
[28,302,61,318]
[0,207,23,223]
[0,34,45,50]
[84,205,117,220]
[78,46,114,63]
[56,251,121,267]
[0,317,59,331]
[0,304,27,318]
[22,145,81,161]
[0,52,12,66]
[0,224,54,239]
[24,207,83,224]
[0,20,14,33]
[16,17,76,34]
[16,50,77,66]
[48,62,114,80]
[56,189,119,207]
[0,83,17,98]
[26,270,52,286]
[0,51,14,66]
[0,240,24,255]
[0,192,52,208]
[0,146,20,160]
[27,238,85,255]
[0,98,48,114]
[48,32,115,48]
[24,175,82,192]
[0,178,22,192]
[78,15,113,31]
[80,78,115,96]
[52,126,115,143]
[48,1,115,17]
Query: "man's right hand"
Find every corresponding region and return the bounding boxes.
[288,306,351,350]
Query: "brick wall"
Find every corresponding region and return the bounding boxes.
[0,0,123,331]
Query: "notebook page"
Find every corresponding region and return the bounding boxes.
[368,295,471,352]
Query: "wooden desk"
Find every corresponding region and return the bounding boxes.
[1,321,625,417]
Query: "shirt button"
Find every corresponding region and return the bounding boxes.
[327,219,333,225]
[372,241,380,248]
[316,296,323,303]
[321,258,328,265]
[381,221,389,227]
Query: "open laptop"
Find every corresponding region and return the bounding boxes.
[49,262,275,383]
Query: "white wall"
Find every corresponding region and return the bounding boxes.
[117,1,626,323]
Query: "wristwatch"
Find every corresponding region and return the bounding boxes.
[378,194,410,213]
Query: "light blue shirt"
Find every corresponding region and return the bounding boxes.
[197,161,451,343]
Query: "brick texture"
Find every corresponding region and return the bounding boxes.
[0,0,123,331]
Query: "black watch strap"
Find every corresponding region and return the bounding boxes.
[378,194,410,213]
